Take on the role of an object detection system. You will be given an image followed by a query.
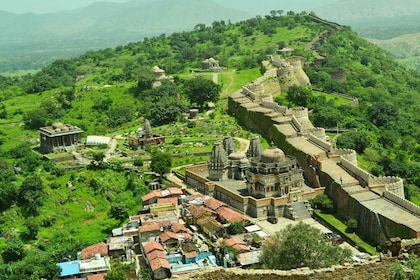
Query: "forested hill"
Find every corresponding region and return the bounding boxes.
[1,13,420,279]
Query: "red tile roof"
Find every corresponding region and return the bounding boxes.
[216,207,247,223]
[149,257,171,272]
[87,273,107,280]
[160,231,179,243]
[157,197,178,206]
[139,223,161,233]
[142,190,161,202]
[184,251,197,259]
[197,216,222,234]
[186,205,214,218]
[204,198,226,211]
[224,237,246,247]
[147,249,166,262]
[171,222,189,233]
[224,238,249,253]
[81,242,108,260]
[167,187,183,196]
[143,241,164,254]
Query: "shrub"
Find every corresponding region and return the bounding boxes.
[346,218,358,233]
[187,121,196,128]
[172,138,183,145]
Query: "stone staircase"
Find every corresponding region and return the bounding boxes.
[287,201,313,220]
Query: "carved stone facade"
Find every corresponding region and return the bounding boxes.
[246,144,304,198]
[39,123,83,154]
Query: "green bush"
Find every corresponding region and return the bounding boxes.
[172,138,183,145]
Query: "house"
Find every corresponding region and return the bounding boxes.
[196,216,223,238]
[81,242,108,260]
[184,205,215,225]
[224,238,249,253]
[140,211,179,227]
[171,222,189,234]
[143,241,171,280]
[236,250,262,268]
[149,257,171,280]
[159,231,180,249]
[142,190,162,205]
[157,197,178,207]
[216,206,248,224]
[139,223,161,242]
[203,197,226,211]
[107,236,133,257]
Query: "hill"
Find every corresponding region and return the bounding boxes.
[0,0,250,74]
[1,12,420,278]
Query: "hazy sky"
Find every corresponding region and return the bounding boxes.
[0,0,130,14]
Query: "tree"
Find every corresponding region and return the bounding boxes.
[368,102,399,127]
[137,66,155,92]
[108,204,128,222]
[22,217,39,240]
[18,175,45,216]
[148,96,186,126]
[183,76,221,109]
[310,194,334,213]
[105,268,127,280]
[346,218,358,233]
[227,222,243,235]
[151,150,172,180]
[259,222,351,269]
[1,237,25,263]
[286,85,313,107]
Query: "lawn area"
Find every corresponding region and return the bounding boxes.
[313,209,378,256]
[312,90,353,106]
[219,68,261,98]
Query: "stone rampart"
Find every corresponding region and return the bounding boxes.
[334,148,357,165]
[340,157,372,185]
[181,259,394,280]
[242,86,257,100]
[291,115,303,133]
[309,127,326,139]
[308,134,332,152]
[384,190,420,217]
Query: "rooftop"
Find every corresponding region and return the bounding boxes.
[81,242,108,260]
[216,207,247,223]
[57,261,79,277]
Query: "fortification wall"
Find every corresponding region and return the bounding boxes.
[340,157,372,184]
[308,134,332,152]
[334,149,357,165]
[182,259,394,280]
[384,190,420,217]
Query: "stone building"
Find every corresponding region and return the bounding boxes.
[202,58,222,72]
[152,66,174,87]
[186,136,317,220]
[246,143,304,199]
[128,119,165,150]
[39,123,83,154]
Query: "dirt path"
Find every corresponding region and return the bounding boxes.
[235,137,250,153]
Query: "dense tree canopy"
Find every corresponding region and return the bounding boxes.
[259,222,351,269]
[183,76,221,109]
[151,150,172,179]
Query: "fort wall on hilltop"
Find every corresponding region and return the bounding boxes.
[227,66,420,244]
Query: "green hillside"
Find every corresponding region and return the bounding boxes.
[1,12,420,278]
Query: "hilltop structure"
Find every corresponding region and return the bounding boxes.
[128,119,165,150]
[152,66,174,87]
[202,57,222,72]
[39,123,83,154]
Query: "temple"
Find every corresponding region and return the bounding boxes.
[128,119,165,150]
[39,123,83,154]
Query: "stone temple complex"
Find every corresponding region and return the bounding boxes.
[128,119,165,150]
[186,135,316,220]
